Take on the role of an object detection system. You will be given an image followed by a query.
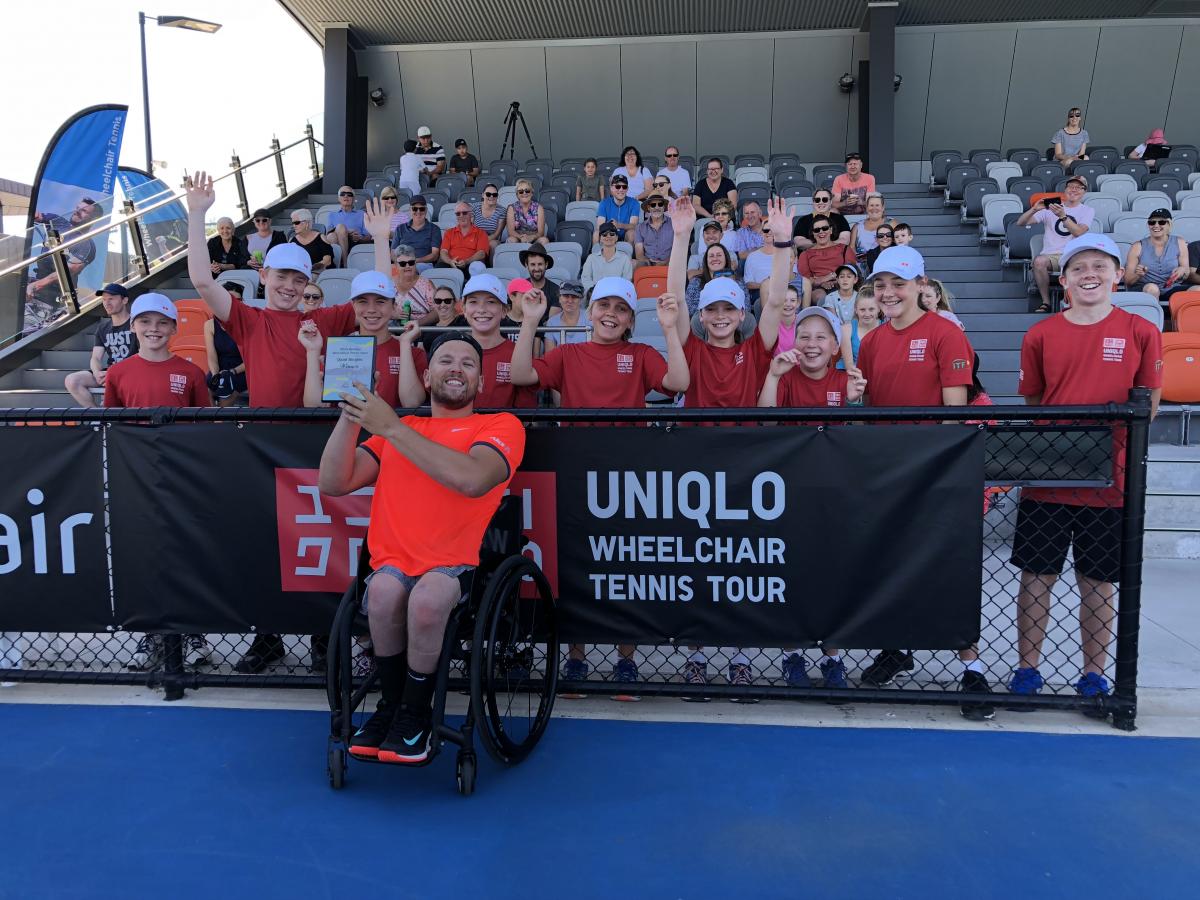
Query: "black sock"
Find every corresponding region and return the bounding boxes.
[401,666,436,715]
[374,653,407,705]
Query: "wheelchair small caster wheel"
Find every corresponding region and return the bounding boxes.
[456,751,476,796]
[328,747,347,790]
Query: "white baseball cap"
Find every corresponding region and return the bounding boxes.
[130,293,177,321]
[793,306,841,339]
[698,276,746,310]
[349,271,394,302]
[592,276,637,310]
[416,126,432,137]
[263,243,313,280]
[1059,232,1122,269]
[463,273,507,303]
[864,245,925,282]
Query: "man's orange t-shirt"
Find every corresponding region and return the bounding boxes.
[361,413,526,575]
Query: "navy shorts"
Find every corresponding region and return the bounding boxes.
[1010,499,1122,584]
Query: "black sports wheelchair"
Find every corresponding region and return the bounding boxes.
[325,496,558,795]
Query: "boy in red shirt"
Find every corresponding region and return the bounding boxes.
[319,332,525,763]
[1010,232,1162,714]
[512,276,689,693]
[853,246,993,719]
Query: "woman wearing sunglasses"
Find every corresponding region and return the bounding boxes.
[391,243,437,325]
[505,177,545,244]
[379,189,410,238]
[847,193,896,259]
[1053,108,1090,167]
[1125,209,1191,304]
[857,223,896,277]
[245,209,286,272]
[288,209,333,274]
[421,287,461,354]
[472,182,506,254]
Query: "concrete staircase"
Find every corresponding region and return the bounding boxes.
[1146,444,1200,559]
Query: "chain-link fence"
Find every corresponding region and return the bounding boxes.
[0,394,1152,730]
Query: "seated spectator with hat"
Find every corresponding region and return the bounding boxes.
[688,219,725,280]
[439,202,490,274]
[796,215,858,305]
[831,153,876,217]
[64,282,137,407]
[446,138,480,186]
[245,209,286,272]
[595,173,641,245]
[521,243,560,310]
[1015,175,1094,313]
[582,222,634,290]
[1124,209,1191,304]
[634,194,673,267]
[546,280,589,349]
[392,195,442,272]
[415,126,446,183]
[327,185,372,270]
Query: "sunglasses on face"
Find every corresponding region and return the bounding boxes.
[291,220,305,226]
[434,296,455,304]
[253,217,269,223]
[410,206,426,212]
[456,211,472,216]
[1149,219,1169,226]
[484,192,498,198]
[654,181,670,187]
[611,184,627,189]
[665,152,679,158]
[814,196,831,203]
[1069,112,1082,117]
[812,225,832,233]
[382,196,397,201]
[877,231,893,239]
[302,292,322,300]
[338,191,354,197]
[517,189,532,194]
[396,260,416,267]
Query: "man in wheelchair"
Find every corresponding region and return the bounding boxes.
[319,329,526,763]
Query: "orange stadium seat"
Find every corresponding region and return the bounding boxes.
[173,299,212,344]
[634,266,669,298]
[171,338,210,372]
[1168,291,1200,333]
[1160,333,1200,402]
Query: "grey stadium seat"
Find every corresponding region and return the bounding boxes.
[1113,292,1163,330]
[362,176,394,199]
[1005,177,1042,210]
[929,150,963,187]
[1087,147,1121,172]
[538,188,569,222]
[1068,162,1107,191]
[426,267,464,297]
[1029,163,1065,192]
[980,194,1022,241]
[969,150,1002,170]
[944,164,981,203]
[316,269,356,306]
[1002,219,1037,266]
[1144,176,1183,202]
[774,169,812,193]
[484,160,518,186]
[961,178,999,221]
[556,222,593,259]
[1113,161,1149,183]
[436,174,466,202]
[1157,161,1194,183]
[1006,148,1042,176]
[1169,145,1199,167]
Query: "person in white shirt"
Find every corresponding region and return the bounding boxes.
[656,145,693,196]
[397,139,423,196]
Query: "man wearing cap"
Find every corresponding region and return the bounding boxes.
[546,280,589,348]
[415,126,446,183]
[595,174,641,245]
[246,209,287,272]
[831,153,876,216]
[103,294,209,408]
[1011,232,1162,715]
[520,243,560,310]
[582,222,634,290]
[688,219,726,280]
[392,196,442,271]
[1124,208,1191,303]
[319,329,526,764]
[327,185,373,271]
[439,202,490,274]
[851,244,992,718]
[1015,175,1094,313]
[634,194,673,268]
[797,214,858,305]
[64,283,138,406]
[446,139,480,186]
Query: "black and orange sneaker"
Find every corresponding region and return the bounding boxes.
[348,699,398,759]
[377,705,432,764]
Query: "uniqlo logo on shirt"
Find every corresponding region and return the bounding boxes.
[826,391,843,406]
[275,467,372,592]
[1102,337,1126,363]
[908,339,928,362]
[388,355,402,375]
[495,361,512,383]
[616,353,634,374]
[168,374,188,395]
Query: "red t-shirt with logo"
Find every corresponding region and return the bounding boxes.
[682,331,773,408]
[103,354,209,407]
[476,340,538,408]
[533,340,667,407]
[225,300,357,407]
[856,311,974,407]
[1019,307,1162,507]
[777,366,851,408]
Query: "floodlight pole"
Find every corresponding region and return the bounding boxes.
[139,12,154,173]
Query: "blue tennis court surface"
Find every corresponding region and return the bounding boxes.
[1,702,1197,898]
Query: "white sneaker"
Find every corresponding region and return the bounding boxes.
[128,634,164,671]
[184,635,213,667]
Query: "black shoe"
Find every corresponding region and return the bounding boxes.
[378,705,432,764]
[860,650,914,686]
[309,634,328,674]
[233,634,286,674]
[959,670,996,721]
[348,699,398,759]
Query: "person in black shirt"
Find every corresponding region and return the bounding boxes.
[691,157,738,218]
[446,138,480,186]
[792,189,851,250]
[65,283,138,406]
[207,217,250,274]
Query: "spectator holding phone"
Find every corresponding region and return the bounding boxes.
[1124,209,1190,303]
[1015,176,1094,313]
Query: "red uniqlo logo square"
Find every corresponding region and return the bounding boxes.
[506,471,558,597]
[275,467,372,593]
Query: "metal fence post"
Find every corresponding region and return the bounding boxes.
[231,153,249,222]
[1112,387,1152,731]
[44,226,81,315]
[160,635,187,701]
[272,137,287,198]
[123,199,150,278]
[306,123,320,182]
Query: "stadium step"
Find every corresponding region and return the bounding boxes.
[916,234,989,248]
[0,388,72,407]
[2,369,75,390]
[40,349,93,369]
[951,299,1030,313]
[958,313,1045,331]
[1145,445,1200,558]
[968,331,1030,349]
[939,282,1028,298]
[976,349,1020,370]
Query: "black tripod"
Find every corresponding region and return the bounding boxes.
[499,101,538,161]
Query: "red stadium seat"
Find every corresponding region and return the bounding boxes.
[173,299,212,344]
[1168,291,1200,333]
[1160,333,1200,402]
[634,266,669,299]
[171,337,210,372]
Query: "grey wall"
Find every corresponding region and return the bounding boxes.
[357,18,1200,171]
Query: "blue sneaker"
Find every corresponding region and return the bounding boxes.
[612,657,640,702]
[1006,666,1043,711]
[819,657,848,689]
[782,653,811,687]
[1076,672,1111,719]
[562,658,588,681]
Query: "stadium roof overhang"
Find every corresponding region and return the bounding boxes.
[277,0,1198,48]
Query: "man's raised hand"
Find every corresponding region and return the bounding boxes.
[184,171,216,214]
[671,196,696,236]
[363,196,391,243]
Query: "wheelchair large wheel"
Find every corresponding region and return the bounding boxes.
[470,555,558,766]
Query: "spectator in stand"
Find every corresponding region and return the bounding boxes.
[1125,209,1191,303]
[446,138,480,186]
[1128,128,1168,169]
[472,183,506,253]
[711,199,740,258]
[546,280,589,349]
[656,146,692,196]
[186,171,361,676]
[204,281,250,407]
[771,280,805,356]
[893,223,914,246]
[582,222,634,290]
[733,201,766,260]
[857,222,895,276]
[245,209,286,272]
[823,265,860,325]
[327,186,372,269]
[832,153,876,216]
[688,219,724,279]
[691,157,738,218]
[506,178,545,244]
[415,126,446,183]
[1015,175,1094,313]
[1188,240,1200,287]
[422,285,461,355]
[848,194,896,258]
[520,243,560,310]
[616,145,655,200]
[300,282,324,312]
[207,216,249,275]
[1011,233,1162,715]
[646,175,676,203]
[793,189,851,250]
[289,209,332,273]
[634,194,673,267]
[741,220,782,305]
[380,188,409,239]
[390,243,437,326]
[396,139,423,196]
[595,174,640,245]
[576,158,605,202]
[392,196,441,272]
[797,215,858,304]
[919,278,965,330]
[439,202,490,274]
[1053,107,1090,167]
[839,288,883,370]
[685,243,743,316]
[64,283,137,406]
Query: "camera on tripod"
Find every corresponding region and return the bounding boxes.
[500,100,537,161]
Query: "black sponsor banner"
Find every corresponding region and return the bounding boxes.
[523,425,984,648]
[0,426,110,630]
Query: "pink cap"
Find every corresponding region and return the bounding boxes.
[507,277,534,295]
[1147,128,1166,144]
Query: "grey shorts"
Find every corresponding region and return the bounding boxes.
[362,564,474,613]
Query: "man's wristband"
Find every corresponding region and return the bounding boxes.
[773,240,792,249]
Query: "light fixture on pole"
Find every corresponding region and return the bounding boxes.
[138,12,222,173]
[838,73,856,93]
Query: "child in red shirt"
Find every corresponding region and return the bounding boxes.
[1010,233,1162,712]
